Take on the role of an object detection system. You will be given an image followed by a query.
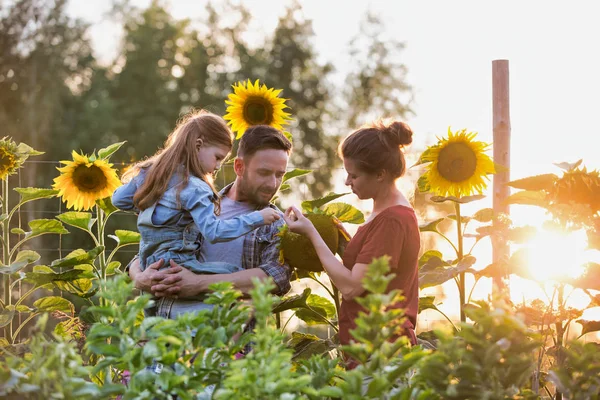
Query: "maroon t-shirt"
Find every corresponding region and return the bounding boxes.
[339,205,420,348]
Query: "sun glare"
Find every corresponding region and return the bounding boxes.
[524,228,590,281]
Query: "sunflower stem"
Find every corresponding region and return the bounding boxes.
[2,178,11,339]
[96,204,107,306]
[455,202,466,323]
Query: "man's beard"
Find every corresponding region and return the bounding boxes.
[240,175,276,207]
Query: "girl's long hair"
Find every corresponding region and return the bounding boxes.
[122,109,233,213]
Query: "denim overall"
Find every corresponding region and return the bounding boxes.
[137,201,242,316]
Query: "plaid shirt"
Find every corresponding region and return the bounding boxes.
[207,183,291,295]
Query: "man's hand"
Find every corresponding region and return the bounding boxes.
[129,258,183,294]
[150,260,202,298]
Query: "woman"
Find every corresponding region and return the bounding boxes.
[283,119,420,368]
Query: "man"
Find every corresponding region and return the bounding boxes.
[128,125,292,317]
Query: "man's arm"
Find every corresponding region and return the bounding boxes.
[128,257,183,293]
[151,263,273,298]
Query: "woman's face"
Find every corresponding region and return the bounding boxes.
[197,143,230,176]
[343,158,377,200]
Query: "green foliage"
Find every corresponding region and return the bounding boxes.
[411,299,541,399]
[548,341,600,399]
[0,314,101,399]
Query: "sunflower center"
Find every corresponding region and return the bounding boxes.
[243,96,274,125]
[436,142,478,182]
[72,164,108,193]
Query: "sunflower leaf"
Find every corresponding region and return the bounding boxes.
[417,175,430,193]
[54,279,97,297]
[0,309,15,328]
[576,319,600,336]
[98,141,126,160]
[0,250,40,274]
[301,192,350,212]
[283,131,293,143]
[430,195,486,204]
[56,211,96,232]
[419,218,445,233]
[106,261,121,276]
[283,168,312,183]
[25,269,87,286]
[418,250,444,268]
[23,219,69,239]
[108,230,141,246]
[507,174,559,191]
[272,288,311,313]
[33,296,74,313]
[554,159,583,172]
[418,296,439,313]
[16,142,44,156]
[14,188,59,205]
[96,196,118,216]
[322,202,364,224]
[50,246,104,268]
[472,208,494,222]
[506,191,548,208]
[418,255,476,289]
[279,184,291,192]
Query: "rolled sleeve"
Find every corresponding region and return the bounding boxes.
[259,261,291,296]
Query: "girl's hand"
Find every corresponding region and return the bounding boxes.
[282,206,316,236]
[259,208,281,224]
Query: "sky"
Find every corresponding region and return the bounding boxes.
[66,0,600,325]
[67,0,600,178]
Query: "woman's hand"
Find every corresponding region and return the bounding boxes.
[282,206,317,236]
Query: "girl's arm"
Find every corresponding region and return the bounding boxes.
[112,172,144,211]
[183,179,266,244]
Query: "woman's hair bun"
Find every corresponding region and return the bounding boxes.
[383,120,413,147]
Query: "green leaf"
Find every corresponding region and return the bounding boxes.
[507,174,559,191]
[472,208,494,222]
[50,246,104,268]
[418,250,444,268]
[430,194,486,204]
[0,250,40,274]
[96,196,118,216]
[417,174,431,193]
[296,306,330,325]
[283,168,312,183]
[306,294,336,319]
[24,219,69,238]
[25,269,86,286]
[33,296,73,313]
[108,230,140,246]
[554,159,582,172]
[322,202,364,224]
[279,183,291,192]
[54,279,96,297]
[418,255,476,289]
[14,188,58,205]
[506,190,548,207]
[283,131,293,143]
[419,218,445,233]
[105,261,121,275]
[272,288,311,313]
[301,192,350,212]
[413,148,433,167]
[98,141,126,160]
[419,255,450,272]
[576,319,600,336]
[418,296,439,313]
[16,142,43,156]
[288,332,337,361]
[56,211,95,232]
[10,228,26,235]
[0,309,15,328]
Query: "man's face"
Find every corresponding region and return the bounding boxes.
[235,149,289,206]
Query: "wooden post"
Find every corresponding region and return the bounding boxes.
[492,60,511,294]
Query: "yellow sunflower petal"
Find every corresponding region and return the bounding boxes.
[223,79,292,138]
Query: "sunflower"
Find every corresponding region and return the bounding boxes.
[419,128,496,197]
[0,137,26,179]
[224,79,292,139]
[552,167,600,213]
[53,151,121,211]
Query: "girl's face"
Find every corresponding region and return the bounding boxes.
[197,143,230,176]
[343,158,377,200]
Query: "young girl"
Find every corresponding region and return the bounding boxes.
[112,110,280,311]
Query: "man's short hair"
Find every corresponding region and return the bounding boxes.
[237,125,292,160]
